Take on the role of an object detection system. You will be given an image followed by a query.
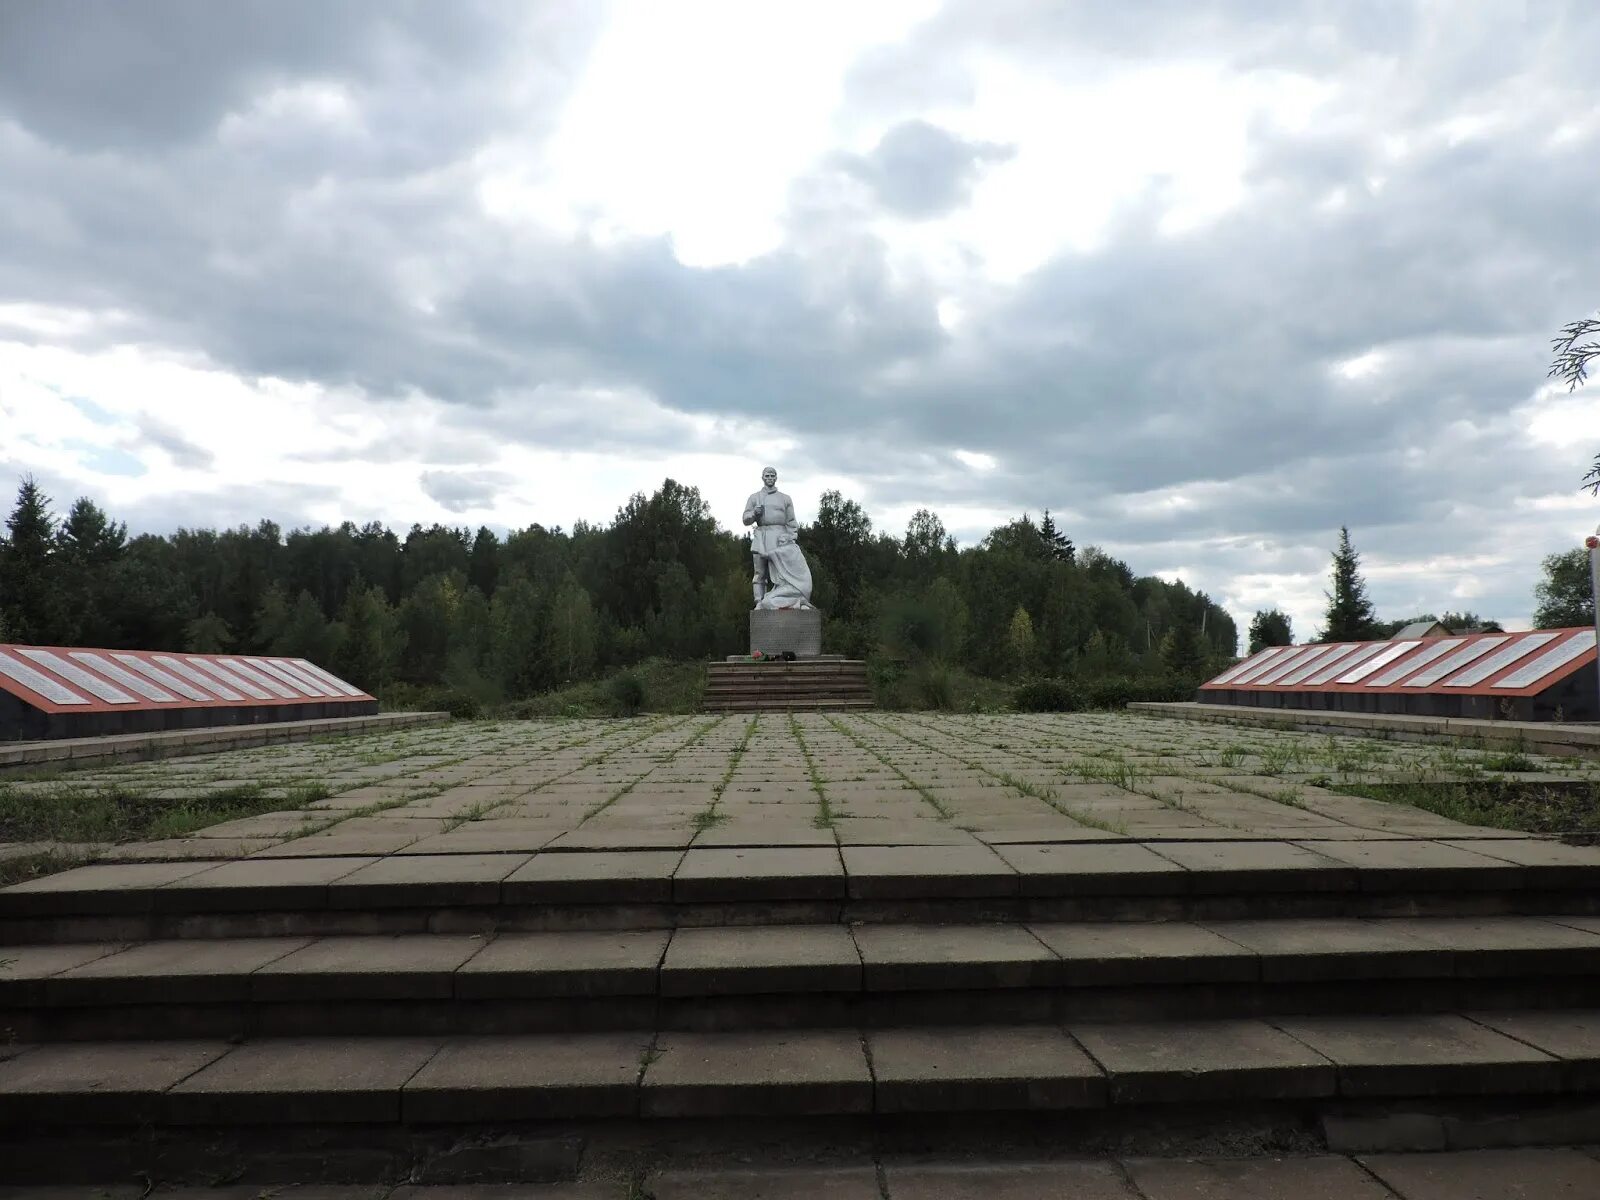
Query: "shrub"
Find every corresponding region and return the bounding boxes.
[1012,677,1084,712]
[913,661,957,711]
[1081,673,1198,709]
[380,683,483,719]
[607,671,646,717]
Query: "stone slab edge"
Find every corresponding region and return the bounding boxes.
[1132,702,1600,759]
[0,712,450,773]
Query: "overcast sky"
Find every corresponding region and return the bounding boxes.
[2,0,1598,647]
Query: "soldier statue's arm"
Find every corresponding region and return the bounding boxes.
[743,493,762,527]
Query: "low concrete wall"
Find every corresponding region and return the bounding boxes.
[0,710,449,774]
[1131,701,1600,758]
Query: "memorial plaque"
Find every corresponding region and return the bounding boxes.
[1279,643,1362,686]
[1337,640,1418,684]
[1493,630,1598,689]
[253,659,329,697]
[16,648,136,704]
[295,660,366,697]
[1224,646,1302,685]
[1368,638,1463,687]
[114,654,213,702]
[1305,641,1386,684]
[154,655,246,701]
[192,658,274,699]
[1442,633,1559,688]
[1254,645,1336,685]
[219,657,300,699]
[1402,636,1509,688]
[70,651,178,703]
[0,652,90,705]
[1210,647,1286,686]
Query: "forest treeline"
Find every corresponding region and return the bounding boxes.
[0,475,1236,704]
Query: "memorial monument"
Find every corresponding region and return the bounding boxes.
[741,466,822,657]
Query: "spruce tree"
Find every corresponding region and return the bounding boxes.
[1161,622,1207,676]
[1039,510,1075,562]
[1247,608,1294,653]
[0,476,60,644]
[1319,526,1379,641]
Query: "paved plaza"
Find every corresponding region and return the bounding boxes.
[6,711,1600,870]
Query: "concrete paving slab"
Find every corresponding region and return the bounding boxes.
[992,842,1189,895]
[1466,1010,1600,1088]
[673,847,844,902]
[831,821,980,846]
[0,942,124,1002]
[545,828,697,851]
[650,1166,882,1199]
[456,929,670,998]
[501,851,683,904]
[1297,840,1524,891]
[1150,841,1354,893]
[1028,922,1258,985]
[662,925,859,995]
[641,1029,871,1116]
[1125,1154,1399,1199]
[155,856,378,912]
[840,844,1017,899]
[401,1031,646,1120]
[852,924,1058,990]
[0,861,222,915]
[885,1161,1140,1199]
[0,1039,232,1123]
[1361,1147,1600,1199]
[251,935,487,1000]
[1383,917,1600,975]
[163,1036,441,1123]
[47,936,312,1003]
[1275,1013,1562,1097]
[327,853,531,907]
[869,1025,1105,1111]
[1071,1019,1336,1103]
[1201,919,1450,982]
[690,823,838,847]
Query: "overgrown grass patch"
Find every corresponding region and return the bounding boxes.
[1338,779,1600,835]
[0,779,328,845]
[501,658,707,718]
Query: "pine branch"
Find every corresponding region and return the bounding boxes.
[1549,316,1600,391]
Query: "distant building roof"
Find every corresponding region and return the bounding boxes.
[1392,620,1450,640]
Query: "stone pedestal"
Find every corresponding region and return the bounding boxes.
[749,608,823,658]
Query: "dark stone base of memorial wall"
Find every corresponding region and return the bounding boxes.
[1200,664,1598,723]
[0,698,380,742]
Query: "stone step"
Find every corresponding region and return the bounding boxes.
[3,1011,1600,1144]
[703,699,874,712]
[9,919,1600,1040]
[7,838,1600,943]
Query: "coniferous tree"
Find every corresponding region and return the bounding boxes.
[0,476,59,644]
[1319,526,1379,642]
[544,573,598,682]
[331,583,404,693]
[1039,509,1074,562]
[1247,608,1294,653]
[1161,622,1207,676]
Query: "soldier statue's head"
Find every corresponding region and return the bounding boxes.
[761,466,778,488]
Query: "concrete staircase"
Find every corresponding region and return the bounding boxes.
[703,658,873,711]
[7,841,1600,1187]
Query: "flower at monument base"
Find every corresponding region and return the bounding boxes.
[1587,535,1599,550]
[751,650,765,660]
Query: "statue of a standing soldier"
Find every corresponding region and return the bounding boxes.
[743,466,814,609]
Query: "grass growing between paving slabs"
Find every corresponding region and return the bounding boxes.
[0,779,332,845]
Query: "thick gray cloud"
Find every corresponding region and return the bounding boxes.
[419,469,515,514]
[835,120,1014,218]
[1,0,1597,639]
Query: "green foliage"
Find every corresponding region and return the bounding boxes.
[606,671,646,716]
[1003,605,1036,677]
[1319,525,1379,641]
[1080,674,1197,709]
[184,610,233,653]
[0,471,1246,711]
[1012,677,1084,712]
[1247,608,1293,653]
[1160,622,1207,676]
[1534,548,1596,628]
